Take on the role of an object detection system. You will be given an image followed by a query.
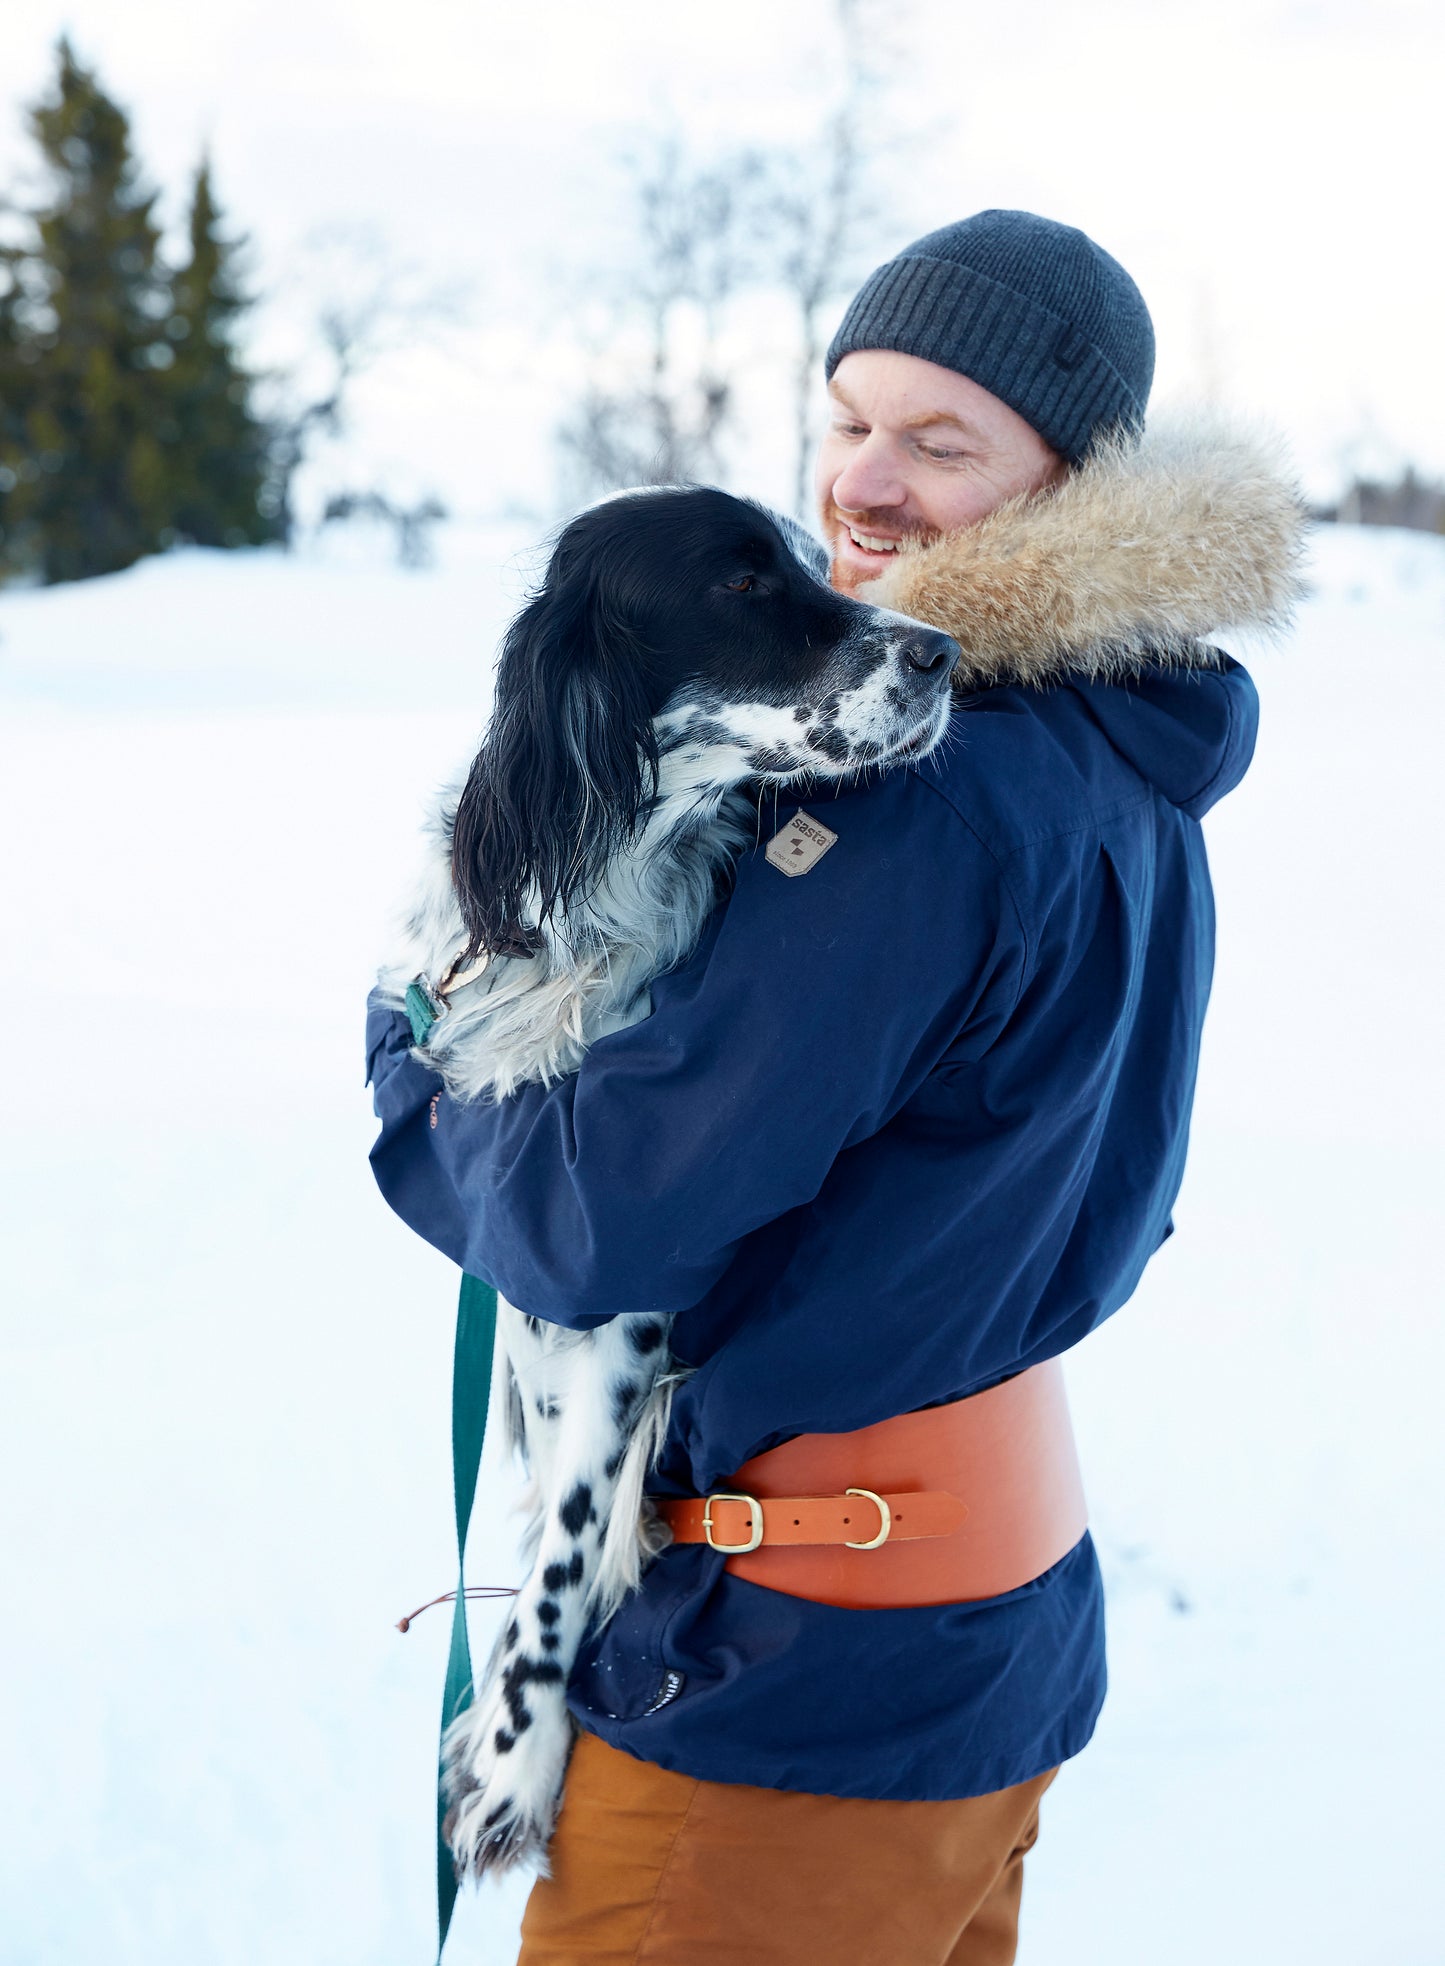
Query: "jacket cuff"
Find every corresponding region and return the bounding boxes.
[365,989,442,1106]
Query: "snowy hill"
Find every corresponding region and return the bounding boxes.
[1,520,1442,1965]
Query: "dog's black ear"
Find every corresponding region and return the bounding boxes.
[450,555,659,963]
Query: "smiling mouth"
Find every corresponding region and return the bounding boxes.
[843,524,903,554]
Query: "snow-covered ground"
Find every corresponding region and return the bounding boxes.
[1,519,1441,1965]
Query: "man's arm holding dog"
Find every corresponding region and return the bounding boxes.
[366,775,1027,1325]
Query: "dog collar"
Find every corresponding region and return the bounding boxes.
[404,974,447,1046]
[404,952,495,1046]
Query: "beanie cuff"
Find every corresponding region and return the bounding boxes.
[825,255,1143,465]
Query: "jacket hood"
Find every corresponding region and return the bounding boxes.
[1066,659,1260,816]
[862,415,1309,691]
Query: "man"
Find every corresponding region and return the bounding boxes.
[367,211,1302,1962]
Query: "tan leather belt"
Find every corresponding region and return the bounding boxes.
[654,1358,1087,1610]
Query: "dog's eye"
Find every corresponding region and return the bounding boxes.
[723,574,757,593]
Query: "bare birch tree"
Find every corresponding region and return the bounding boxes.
[556,141,769,503]
[759,0,918,516]
[260,224,468,549]
[554,0,916,518]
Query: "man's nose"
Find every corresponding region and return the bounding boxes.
[831,437,906,513]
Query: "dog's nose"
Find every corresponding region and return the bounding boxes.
[903,627,960,674]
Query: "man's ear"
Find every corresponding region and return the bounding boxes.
[1044,452,1072,493]
[450,559,658,963]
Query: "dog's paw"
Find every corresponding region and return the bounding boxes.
[440,1687,575,1881]
[442,1781,555,1882]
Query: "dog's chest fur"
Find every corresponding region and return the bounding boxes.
[380,760,763,1102]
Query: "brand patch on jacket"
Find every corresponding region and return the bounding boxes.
[642,1669,686,1716]
[765,809,838,877]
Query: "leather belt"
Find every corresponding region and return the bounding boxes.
[653,1358,1088,1609]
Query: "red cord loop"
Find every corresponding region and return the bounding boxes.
[396,1584,519,1634]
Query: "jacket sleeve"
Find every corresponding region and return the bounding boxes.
[365,775,1026,1327]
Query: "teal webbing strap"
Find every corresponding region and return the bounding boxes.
[406,979,442,1047]
[436,1272,498,1961]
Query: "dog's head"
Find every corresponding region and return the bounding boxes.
[452,486,959,959]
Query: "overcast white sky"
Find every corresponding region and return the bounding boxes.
[3,0,1441,517]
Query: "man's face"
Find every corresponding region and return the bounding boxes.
[815,349,1067,594]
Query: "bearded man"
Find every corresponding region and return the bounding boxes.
[368,210,1303,1963]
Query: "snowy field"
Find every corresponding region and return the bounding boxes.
[1,518,1442,1965]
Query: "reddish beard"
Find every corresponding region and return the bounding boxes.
[825,504,936,593]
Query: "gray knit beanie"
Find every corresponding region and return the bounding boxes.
[825,210,1155,465]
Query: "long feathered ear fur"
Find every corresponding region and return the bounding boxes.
[450,550,661,965]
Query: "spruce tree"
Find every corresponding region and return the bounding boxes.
[0,240,40,576]
[166,157,278,549]
[1,38,175,584]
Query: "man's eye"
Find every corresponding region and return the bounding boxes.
[724,574,756,593]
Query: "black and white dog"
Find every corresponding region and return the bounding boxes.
[379,485,957,1881]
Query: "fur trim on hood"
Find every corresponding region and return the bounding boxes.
[861,417,1309,689]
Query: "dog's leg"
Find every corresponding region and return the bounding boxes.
[488,1299,552,1576]
[441,1310,673,1878]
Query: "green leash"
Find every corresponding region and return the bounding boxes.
[405,978,501,1960]
[436,1270,498,1961]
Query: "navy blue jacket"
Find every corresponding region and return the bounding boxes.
[366,657,1258,1798]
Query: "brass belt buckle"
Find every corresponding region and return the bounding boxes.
[702,1491,764,1554]
[844,1487,892,1550]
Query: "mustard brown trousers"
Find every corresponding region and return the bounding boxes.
[517,1730,1058,1965]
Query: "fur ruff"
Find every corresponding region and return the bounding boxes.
[863,415,1309,688]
